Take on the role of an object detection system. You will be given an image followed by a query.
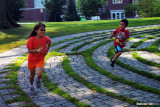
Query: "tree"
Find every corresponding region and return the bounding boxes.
[76,0,104,19]
[8,0,26,21]
[66,0,80,21]
[124,4,138,18]
[137,0,160,17]
[43,0,64,22]
[0,0,20,29]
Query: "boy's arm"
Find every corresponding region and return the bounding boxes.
[119,33,127,40]
[108,33,115,39]
[119,30,128,40]
[108,29,117,39]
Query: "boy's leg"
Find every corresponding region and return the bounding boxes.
[112,51,122,61]
[113,46,122,61]
[110,46,122,67]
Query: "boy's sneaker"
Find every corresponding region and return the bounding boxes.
[30,85,35,92]
[111,61,115,67]
[36,79,41,88]
[110,57,115,67]
[111,57,113,62]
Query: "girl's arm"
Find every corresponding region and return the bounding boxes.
[28,49,37,53]
[28,45,44,53]
[46,42,51,52]
[45,39,51,56]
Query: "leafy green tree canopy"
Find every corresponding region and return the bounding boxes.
[8,0,26,21]
[76,0,104,19]
[43,0,64,22]
[137,0,160,17]
[124,4,138,18]
[66,0,80,21]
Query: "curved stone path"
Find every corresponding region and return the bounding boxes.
[69,55,160,103]
[59,35,107,53]
[92,42,160,89]
[18,60,77,107]
[137,51,160,64]
[136,37,160,49]
[119,51,160,75]
[45,57,130,107]
[0,25,160,107]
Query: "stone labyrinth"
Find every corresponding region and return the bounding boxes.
[0,25,160,107]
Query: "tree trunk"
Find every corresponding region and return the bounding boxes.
[0,0,20,29]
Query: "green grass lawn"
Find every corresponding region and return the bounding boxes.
[0,17,160,53]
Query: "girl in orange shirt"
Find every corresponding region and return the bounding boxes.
[27,22,51,92]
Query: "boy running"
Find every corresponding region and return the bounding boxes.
[108,19,129,67]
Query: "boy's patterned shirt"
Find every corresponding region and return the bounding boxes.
[113,28,129,48]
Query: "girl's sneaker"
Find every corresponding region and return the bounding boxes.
[30,85,35,92]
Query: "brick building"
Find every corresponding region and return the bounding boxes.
[20,0,138,21]
[20,0,69,22]
[105,0,138,20]
[20,0,46,22]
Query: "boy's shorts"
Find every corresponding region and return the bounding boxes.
[28,60,44,71]
[114,46,122,53]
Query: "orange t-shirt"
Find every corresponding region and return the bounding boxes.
[27,36,51,63]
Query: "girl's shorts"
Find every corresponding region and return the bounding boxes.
[114,46,122,53]
[28,60,44,71]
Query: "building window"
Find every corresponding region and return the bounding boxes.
[121,13,124,19]
[113,13,115,19]
[113,0,122,4]
[111,12,125,20]
[34,0,45,8]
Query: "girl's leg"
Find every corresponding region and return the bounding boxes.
[29,69,35,85]
[36,67,43,88]
[36,67,43,80]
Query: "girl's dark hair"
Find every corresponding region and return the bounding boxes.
[27,22,46,38]
[120,19,128,26]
